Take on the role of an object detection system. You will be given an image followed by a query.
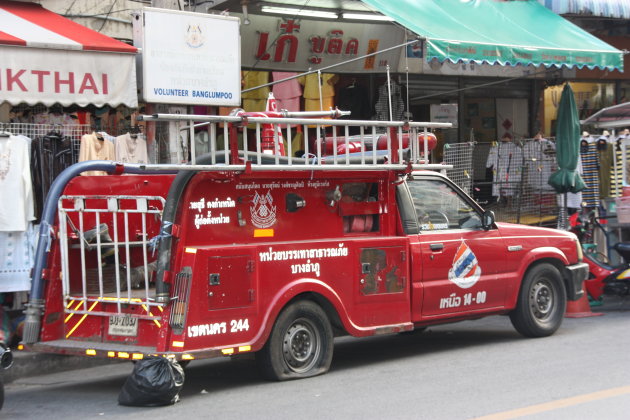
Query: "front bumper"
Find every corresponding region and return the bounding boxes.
[564,262,589,301]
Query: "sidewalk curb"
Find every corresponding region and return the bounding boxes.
[2,351,121,384]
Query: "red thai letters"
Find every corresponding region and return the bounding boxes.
[0,68,109,94]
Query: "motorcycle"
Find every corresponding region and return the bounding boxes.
[569,209,630,301]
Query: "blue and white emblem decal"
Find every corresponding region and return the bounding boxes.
[448,241,481,289]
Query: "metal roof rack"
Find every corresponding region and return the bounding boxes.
[137,110,453,172]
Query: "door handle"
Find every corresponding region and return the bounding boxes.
[429,243,444,251]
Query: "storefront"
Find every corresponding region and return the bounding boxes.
[199,0,623,144]
[0,0,140,140]
[0,1,138,320]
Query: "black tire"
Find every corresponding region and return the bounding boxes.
[510,263,566,338]
[256,300,333,381]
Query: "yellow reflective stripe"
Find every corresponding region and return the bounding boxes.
[64,300,85,323]
[142,304,162,328]
[65,300,99,338]
[66,300,75,309]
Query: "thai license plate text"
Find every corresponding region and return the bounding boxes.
[108,314,138,337]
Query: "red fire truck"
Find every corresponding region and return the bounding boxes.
[22,111,587,383]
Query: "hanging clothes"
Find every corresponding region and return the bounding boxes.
[0,225,35,292]
[194,130,210,157]
[580,132,594,145]
[337,80,371,135]
[298,73,338,112]
[580,142,599,208]
[596,134,613,198]
[486,140,523,198]
[78,132,115,176]
[115,133,149,164]
[522,136,556,192]
[30,132,78,222]
[610,132,628,197]
[272,72,302,112]
[373,80,405,122]
[0,134,34,232]
[242,71,270,112]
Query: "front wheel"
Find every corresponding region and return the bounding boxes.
[256,300,333,381]
[510,263,566,337]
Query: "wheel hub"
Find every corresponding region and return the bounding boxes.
[283,319,321,373]
[530,281,553,318]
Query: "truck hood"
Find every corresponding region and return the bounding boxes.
[495,222,577,240]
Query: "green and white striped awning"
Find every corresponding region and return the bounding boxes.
[362,0,624,71]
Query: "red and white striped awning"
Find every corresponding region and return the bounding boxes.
[0,1,136,52]
[0,1,138,107]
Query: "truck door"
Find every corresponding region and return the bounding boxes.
[352,238,411,328]
[403,176,508,320]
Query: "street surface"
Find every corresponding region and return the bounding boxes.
[3,298,630,420]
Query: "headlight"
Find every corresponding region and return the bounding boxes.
[575,238,583,262]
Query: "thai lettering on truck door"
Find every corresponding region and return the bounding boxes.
[404,177,508,319]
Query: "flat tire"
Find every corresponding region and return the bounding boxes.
[257,301,333,381]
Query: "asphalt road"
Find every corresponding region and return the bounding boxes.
[4,298,630,420]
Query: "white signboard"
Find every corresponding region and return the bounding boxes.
[430,104,459,127]
[140,8,241,106]
[0,46,137,107]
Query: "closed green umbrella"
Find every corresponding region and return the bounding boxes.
[548,83,585,228]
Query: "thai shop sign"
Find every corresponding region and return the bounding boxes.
[237,13,404,72]
[136,8,241,106]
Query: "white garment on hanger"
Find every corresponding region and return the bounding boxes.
[0,224,35,292]
[115,133,149,164]
[0,135,34,231]
[486,141,523,197]
[523,138,556,191]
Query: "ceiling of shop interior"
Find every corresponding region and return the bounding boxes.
[202,0,382,15]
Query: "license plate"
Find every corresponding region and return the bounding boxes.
[108,314,138,337]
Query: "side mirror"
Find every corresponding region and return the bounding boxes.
[482,210,495,230]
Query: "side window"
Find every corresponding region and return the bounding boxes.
[407,178,482,231]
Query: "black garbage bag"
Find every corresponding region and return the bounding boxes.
[118,356,185,406]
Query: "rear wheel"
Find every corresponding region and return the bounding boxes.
[257,300,333,381]
[510,263,566,337]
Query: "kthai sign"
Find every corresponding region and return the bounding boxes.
[0,46,137,107]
